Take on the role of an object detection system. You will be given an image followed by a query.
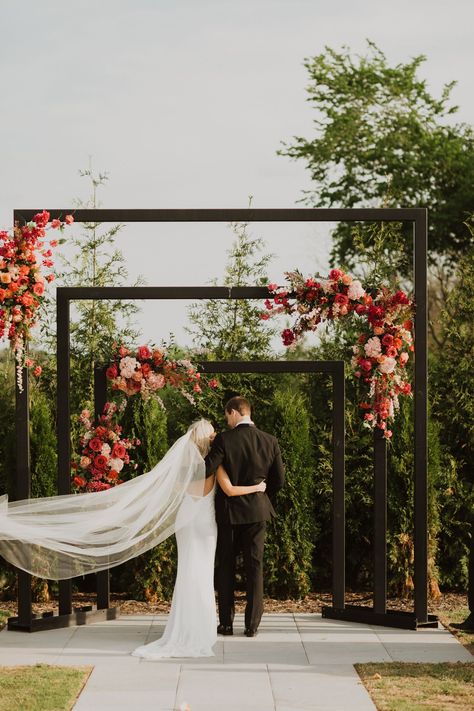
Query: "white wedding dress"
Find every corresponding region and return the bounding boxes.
[0,420,219,659]
[132,484,218,659]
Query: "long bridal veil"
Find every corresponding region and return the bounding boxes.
[0,421,211,580]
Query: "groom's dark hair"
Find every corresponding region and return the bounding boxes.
[225,395,251,416]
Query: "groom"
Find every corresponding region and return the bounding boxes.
[206,396,285,637]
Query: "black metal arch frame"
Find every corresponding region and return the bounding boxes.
[9,208,436,632]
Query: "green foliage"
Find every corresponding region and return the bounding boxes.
[264,387,316,598]
[120,396,168,474]
[187,218,275,359]
[430,230,474,587]
[0,353,16,498]
[280,40,474,267]
[30,386,57,498]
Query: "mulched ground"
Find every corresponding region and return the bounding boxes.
[0,591,468,617]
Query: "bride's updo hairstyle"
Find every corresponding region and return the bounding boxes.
[187,419,214,457]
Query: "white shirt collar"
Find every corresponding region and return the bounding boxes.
[235,416,254,427]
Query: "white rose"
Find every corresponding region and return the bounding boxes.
[109,458,124,472]
[348,280,365,301]
[364,337,382,358]
[378,357,397,374]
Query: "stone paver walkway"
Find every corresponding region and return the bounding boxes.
[0,613,471,710]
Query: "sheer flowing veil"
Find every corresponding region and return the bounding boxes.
[0,422,210,580]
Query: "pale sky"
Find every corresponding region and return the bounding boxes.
[1,0,473,348]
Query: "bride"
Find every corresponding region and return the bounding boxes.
[0,419,265,659]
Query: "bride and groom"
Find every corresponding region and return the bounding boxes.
[0,395,285,659]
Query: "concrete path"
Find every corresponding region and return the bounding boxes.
[0,613,471,711]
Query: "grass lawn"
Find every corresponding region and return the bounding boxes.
[356,661,474,710]
[0,664,92,711]
[436,606,474,655]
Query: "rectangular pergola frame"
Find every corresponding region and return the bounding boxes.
[9,208,435,632]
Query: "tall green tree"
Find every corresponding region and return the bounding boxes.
[431,223,474,587]
[187,217,275,360]
[43,165,143,408]
[279,41,474,268]
[264,387,316,598]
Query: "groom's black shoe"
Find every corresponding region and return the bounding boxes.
[217,624,233,636]
[244,628,258,637]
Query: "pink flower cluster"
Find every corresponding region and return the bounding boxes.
[106,344,219,403]
[0,210,73,389]
[264,270,415,437]
[71,402,140,492]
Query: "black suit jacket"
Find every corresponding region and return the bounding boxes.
[205,424,285,525]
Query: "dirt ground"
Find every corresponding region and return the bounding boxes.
[0,590,469,618]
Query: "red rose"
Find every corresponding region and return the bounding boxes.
[73,475,86,488]
[33,366,42,377]
[329,269,343,281]
[33,282,45,296]
[106,365,118,379]
[118,345,129,357]
[112,443,126,459]
[33,211,50,227]
[282,328,296,346]
[402,320,413,331]
[209,379,219,388]
[137,345,151,360]
[141,363,151,376]
[51,219,61,229]
[89,437,102,452]
[334,293,349,306]
[260,312,270,320]
[21,292,34,306]
[359,359,372,372]
[355,304,367,315]
[393,290,409,305]
[382,334,394,347]
[386,346,397,358]
[94,454,108,469]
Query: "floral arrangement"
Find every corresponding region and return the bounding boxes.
[71,401,140,492]
[263,268,414,437]
[0,210,73,390]
[106,343,219,405]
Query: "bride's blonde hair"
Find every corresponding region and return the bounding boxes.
[187,419,214,457]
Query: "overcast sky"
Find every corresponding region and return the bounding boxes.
[1,0,473,348]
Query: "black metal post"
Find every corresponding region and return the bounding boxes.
[373,429,387,615]
[57,292,72,616]
[332,363,345,610]
[414,211,429,623]
[94,365,110,610]
[15,364,32,626]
